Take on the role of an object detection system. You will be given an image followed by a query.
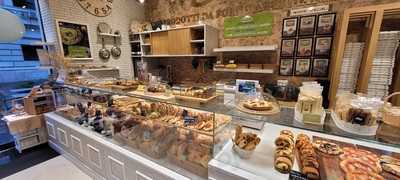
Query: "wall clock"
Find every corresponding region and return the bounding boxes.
[76,0,113,17]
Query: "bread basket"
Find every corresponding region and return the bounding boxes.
[382,92,400,128]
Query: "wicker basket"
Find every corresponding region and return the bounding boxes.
[382,92,400,128]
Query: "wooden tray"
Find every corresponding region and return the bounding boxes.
[313,136,400,180]
[128,91,175,100]
[235,102,280,115]
[174,94,218,103]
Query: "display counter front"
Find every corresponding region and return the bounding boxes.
[210,122,400,180]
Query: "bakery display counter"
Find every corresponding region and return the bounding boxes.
[209,121,400,180]
[53,87,233,179]
[59,83,400,149]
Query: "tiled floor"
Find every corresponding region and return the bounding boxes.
[0,144,59,179]
[3,156,92,180]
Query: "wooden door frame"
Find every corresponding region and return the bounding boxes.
[329,2,400,108]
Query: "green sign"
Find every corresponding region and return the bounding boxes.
[224,11,273,38]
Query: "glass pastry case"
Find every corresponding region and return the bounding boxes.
[53,85,232,178]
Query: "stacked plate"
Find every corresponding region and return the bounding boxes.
[367,31,400,98]
[338,43,365,92]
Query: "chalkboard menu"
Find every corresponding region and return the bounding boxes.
[56,20,92,59]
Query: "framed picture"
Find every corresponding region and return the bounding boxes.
[281,39,296,57]
[317,13,336,35]
[312,58,329,77]
[282,18,298,37]
[295,58,311,76]
[314,36,333,56]
[299,15,316,36]
[297,38,313,57]
[56,19,93,60]
[279,58,294,76]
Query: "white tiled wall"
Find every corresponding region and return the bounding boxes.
[38,0,145,79]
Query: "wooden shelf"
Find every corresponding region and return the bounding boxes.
[141,44,151,46]
[213,45,278,52]
[98,33,121,37]
[190,39,205,43]
[130,40,140,43]
[213,68,274,74]
[142,54,211,58]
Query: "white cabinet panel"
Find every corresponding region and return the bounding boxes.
[70,134,83,157]
[56,127,69,148]
[46,121,56,140]
[135,170,153,180]
[107,155,126,180]
[87,144,102,170]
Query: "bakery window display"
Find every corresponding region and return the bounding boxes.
[232,125,261,159]
[294,82,326,125]
[235,92,281,116]
[332,92,384,136]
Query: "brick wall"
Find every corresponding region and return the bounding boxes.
[39,0,145,79]
[142,0,399,86]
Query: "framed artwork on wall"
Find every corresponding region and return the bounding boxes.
[281,39,296,57]
[297,38,313,57]
[312,58,329,77]
[299,15,316,36]
[314,36,333,56]
[56,20,93,60]
[295,58,311,76]
[317,13,336,35]
[279,58,294,76]
[282,17,298,37]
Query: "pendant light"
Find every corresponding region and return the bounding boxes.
[0,8,25,43]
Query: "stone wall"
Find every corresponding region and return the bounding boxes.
[143,0,399,85]
[39,0,145,79]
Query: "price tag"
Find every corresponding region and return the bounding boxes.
[182,109,198,126]
[289,170,308,180]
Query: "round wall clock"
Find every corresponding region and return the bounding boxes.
[76,0,113,17]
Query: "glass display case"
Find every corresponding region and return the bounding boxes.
[53,86,233,178]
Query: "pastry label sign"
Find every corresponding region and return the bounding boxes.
[289,170,308,180]
[182,110,198,126]
[224,11,273,38]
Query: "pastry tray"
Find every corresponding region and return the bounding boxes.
[174,94,219,103]
[235,102,280,116]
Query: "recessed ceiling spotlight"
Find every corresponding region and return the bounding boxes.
[138,0,145,4]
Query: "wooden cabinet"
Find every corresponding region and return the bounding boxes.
[329,2,400,107]
[150,32,169,55]
[134,24,218,57]
[168,29,191,55]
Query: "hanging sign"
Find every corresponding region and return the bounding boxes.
[224,11,273,38]
[290,5,330,16]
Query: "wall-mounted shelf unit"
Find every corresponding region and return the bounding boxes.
[213,45,278,52]
[98,33,121,38]
[213,68,274,74]
[129,24,218,57]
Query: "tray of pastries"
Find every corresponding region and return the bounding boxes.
[236,99,280,115]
